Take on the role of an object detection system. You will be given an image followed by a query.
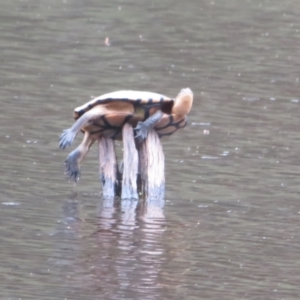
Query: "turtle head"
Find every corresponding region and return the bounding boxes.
[172,88,194,118]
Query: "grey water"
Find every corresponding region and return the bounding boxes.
[1,0,300,299]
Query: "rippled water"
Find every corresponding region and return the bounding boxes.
[1,0,300,299]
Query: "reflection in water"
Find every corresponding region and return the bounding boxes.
[50,199,83,286]
[95,197,166,300]
[53,197,167,299]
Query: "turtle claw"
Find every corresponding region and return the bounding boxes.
[134,121,149,143]
[59,128,76,149]
[65,151,81,182]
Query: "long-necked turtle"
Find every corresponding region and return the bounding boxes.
[59,88,193,181]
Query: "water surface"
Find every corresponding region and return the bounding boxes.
[1,0,300,299]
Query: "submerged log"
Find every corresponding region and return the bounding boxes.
[121,123,139,199]
[98,137,120,199]
[137,129,165,200]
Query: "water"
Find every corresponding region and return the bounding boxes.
[1,0,300,299]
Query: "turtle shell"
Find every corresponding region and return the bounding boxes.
[74,90,174,120]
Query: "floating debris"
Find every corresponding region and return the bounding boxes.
[191,122,211,126]
[2,202,20,206]
[242,97,260,102]
[220,151,229,156]
[201,156,219,160]
[104,37,110,46]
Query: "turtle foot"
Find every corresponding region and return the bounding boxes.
[59,128,76,149]
[134,121,149,143]
[65,151,81,182]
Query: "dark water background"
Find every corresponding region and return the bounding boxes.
[1,0,300,299]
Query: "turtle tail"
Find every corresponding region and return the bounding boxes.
[59,128,77,149]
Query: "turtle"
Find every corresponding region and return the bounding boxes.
[59,88,193,182]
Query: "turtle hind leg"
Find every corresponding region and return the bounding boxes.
[64,131,94,182]
[59,128,77,149]
[134,110,164,143]
[65,149,81,182]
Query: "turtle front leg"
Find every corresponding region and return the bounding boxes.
[134,110,164,143]
[64,131,94,182]
[59,128,77,149]
[59,107,100,149]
